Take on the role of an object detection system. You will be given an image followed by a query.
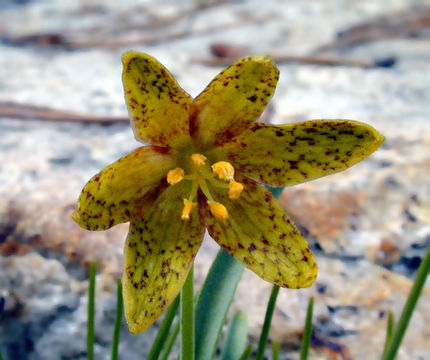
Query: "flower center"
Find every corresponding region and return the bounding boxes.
[166,153,244,221]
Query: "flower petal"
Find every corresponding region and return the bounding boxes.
[210,120,385,186]
[190,55,279,148]
[122,181,204,333]
[201,176,317,289]
[73,146,177,230]
[122,51,193,149]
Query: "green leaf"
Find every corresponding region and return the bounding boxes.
[111,279,123,360]
[381,243,430,360]
[382,311,394,357]
[160,319,180,360]
[238,345,253,360]
[181,265,195,360]
[300,297,314,360]
[255,285,280,360]
[147,295,180,360]
[194,250,244,360]
[220,311,248,360]
[272,340,280,360]
[87,262,97,360]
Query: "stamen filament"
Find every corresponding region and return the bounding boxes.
[207,177,230,189]
[188,179,198,202]
[198,178,214,202]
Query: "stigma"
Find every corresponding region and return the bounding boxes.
[166,154,244,221]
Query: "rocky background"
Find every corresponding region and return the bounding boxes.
[0,0,429,359]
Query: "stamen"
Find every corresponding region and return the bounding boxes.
[211,161,234,180]
[208,201,228,221]
[167,167,185,185]
[228,179,244,199]
[181,199,197,220]
[191,153,207,166]
[198,178,214,202]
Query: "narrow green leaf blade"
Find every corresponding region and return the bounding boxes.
[147,295,180,360]
[220,311,248,360]
[382,311,394,357]
[194,249,244,360]
[87,262,97,360]
[255,285,280,360]
[382,243,430,360]
[300,297,314,360]
[160,319,180,360]
[272,340,280,360]
[111,279,123,360]
[181,265,195,360]
[239,345,253,360]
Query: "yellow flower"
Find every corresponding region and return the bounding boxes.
[73,51,384,334]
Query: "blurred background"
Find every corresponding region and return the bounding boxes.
[0,0,429,359]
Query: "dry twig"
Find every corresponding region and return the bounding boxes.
[315,6,430,52]
[0,101,128,125]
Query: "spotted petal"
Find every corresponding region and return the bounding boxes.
[201,176,317,289]
[190,55,279,148]
[123,181,204,333]
[210,120,385,186]
[73,146,177,230]
[122,51,193,149]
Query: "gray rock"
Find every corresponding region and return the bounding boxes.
[1,0,429,359]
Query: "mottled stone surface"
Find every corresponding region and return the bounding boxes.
[1,0,429,359]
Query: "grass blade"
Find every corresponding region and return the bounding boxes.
[300,297,314,360]
[181,265,195,360]
[220,311,248,360]
[160,319,180,360]
[272,340,280,360]
[238,345,253,360]
[194,250,244,360]
[382,311,394,357]
[255,285,280,360]
[87,262,97,360]
[111,279,123,360]
[382,243,430,360]
[147,295,180,360]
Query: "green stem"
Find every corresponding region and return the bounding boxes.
[255,285,280,360]
[87,262,97,360]
[147,295,180,360]
[300,297,314,360]
[382,311,394,357]
[111,279,123,360]
[238,345,253,360]
[181,265,195,360]
[382,243,430,360]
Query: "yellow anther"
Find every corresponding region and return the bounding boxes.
[167,167,185,185]
[211,161,235,180]
[228,179,244,199]
[191,153,207,166]
[208,201,228,221]
[181,199,197,220]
